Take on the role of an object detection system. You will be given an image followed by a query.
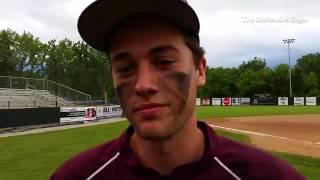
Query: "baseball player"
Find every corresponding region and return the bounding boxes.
[51,0,304,179]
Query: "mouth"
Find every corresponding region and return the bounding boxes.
[133,103,167,115]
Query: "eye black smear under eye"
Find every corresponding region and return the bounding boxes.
[165,72,191,100]
[115,81,135,111]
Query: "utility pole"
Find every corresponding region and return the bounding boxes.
[283,39,295,98]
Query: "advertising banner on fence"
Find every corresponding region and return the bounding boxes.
[294,97,304,106]
[252,94,277,105]
[96,105,122,119]
[201,97,211,106]
[278,97,288,106]
[222,97,232,106]
[60,107,96,123]
[212,98,221,106]
[306,97,317,105]
[240,97,250,105]
[196,98,201,106]
[232,98,241,106]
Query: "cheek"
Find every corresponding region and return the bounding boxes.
[161,72,191,104]
[115,81,135,109]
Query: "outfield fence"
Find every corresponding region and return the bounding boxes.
[197,96,320,106]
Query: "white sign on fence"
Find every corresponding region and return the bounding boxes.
[211,98,221,106]
[196,98,201,106]
[278,97,288,106]
[96,105,122,119]
[232,98,241,106]
[240,97,251,105]
[294,97,304,106]
[306,97,317,106]
[60,107,96,123]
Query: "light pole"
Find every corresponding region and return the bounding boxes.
[283,39,295,98]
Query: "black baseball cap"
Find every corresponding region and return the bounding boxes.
[78,0,200,52]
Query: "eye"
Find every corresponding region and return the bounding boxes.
[116,66,131,73]
[155,59,174,67]
[115,63,136,77]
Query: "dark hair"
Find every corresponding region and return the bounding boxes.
[183,35,205,67]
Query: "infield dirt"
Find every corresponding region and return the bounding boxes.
[206,114,320,158]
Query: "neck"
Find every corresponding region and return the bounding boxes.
[130,115,205,175]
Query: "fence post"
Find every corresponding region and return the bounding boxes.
[9,76,12,88]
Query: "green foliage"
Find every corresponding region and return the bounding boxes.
[0,29,19,76]
[238,68,272,96]
[271,64,289,96]
[0,29,115,99]
[198,67,239,97]
[199,53,320,97]
[239,57,267,72]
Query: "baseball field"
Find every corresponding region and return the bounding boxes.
[0,106,319,179]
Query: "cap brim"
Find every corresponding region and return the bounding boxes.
[78,0,200,51]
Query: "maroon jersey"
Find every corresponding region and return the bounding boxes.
[51,121,304,180]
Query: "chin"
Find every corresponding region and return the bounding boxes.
[137,131,173,141]
[135,124,174,141]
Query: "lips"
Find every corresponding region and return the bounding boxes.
[133,103,165,116]
[133,103,165,112]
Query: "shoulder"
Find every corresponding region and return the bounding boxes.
[214,136,305,179]
[50,138,121,180]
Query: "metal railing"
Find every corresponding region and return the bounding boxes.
[0,75,91,106]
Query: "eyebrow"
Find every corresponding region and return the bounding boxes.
[111,52,131,62]
[149,45,180,56]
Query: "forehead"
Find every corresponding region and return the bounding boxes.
[107,16,187,56]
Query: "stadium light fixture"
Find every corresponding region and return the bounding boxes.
[283,38,295,98]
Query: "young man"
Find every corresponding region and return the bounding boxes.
[51,0,304,179]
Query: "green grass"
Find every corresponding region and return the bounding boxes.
[196,106,320,119]
[215,129,251,144]
[272,152,320,179]
[1,106,320,179]
[0,121,129,180]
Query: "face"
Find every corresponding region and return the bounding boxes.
[109,17,206,141]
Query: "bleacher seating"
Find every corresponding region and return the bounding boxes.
[0,88,68,109]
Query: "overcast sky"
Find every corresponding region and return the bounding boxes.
[1,0,319,68]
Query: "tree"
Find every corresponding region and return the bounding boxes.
[238,68,272,97]
[239,57,267,72]
[0,29,18,76]
[198,67,239,97]
[295,53,320,96]
[271,64,289,96]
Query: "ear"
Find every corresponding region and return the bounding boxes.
[196,57,206,87]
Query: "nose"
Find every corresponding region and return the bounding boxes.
[134,63,158,96]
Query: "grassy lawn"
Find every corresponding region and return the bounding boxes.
[272,152,320,179]
[1,106,320,179]
[0,121,129,180]
[196,106,320,119]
